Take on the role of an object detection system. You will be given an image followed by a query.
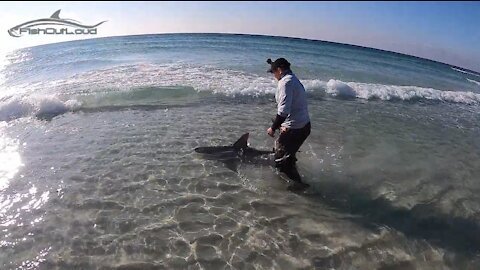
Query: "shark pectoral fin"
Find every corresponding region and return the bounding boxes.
[233,133,249,150]
[51,10,61,19]
[224,160,239,172]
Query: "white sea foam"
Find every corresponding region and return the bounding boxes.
[51,64,478,105]
[46,64,278,96]
[2,63,480,121]
[467,78,480,86]
[18,63,330,97]
[0,95,80,122]
[326,79,480,104]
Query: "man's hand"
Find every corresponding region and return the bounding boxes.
[267,127,275,137]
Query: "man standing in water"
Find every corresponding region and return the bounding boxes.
[266,58,311,188]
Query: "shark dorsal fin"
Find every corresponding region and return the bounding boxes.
[51,10,61,19]
[233,133,249,149]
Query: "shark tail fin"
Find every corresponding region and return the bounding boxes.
[233,133,249,150]
[51,10,61,19]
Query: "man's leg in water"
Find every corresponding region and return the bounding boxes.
[275,132,296,178]
[274,123,311,183]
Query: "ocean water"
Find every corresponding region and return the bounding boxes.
[1,33,480,269]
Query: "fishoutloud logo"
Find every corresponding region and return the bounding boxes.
[8,10,106,37]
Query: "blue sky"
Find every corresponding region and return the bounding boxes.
[1,1,479,71]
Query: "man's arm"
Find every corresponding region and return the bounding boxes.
[271,81,292,130]
[271,114,286,131]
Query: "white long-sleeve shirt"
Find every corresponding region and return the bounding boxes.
[275,72,310,129]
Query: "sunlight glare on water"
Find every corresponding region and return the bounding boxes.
[0,130,23,191]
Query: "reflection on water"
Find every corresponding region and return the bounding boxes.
[0,129,53,269]
[0,132,22,191]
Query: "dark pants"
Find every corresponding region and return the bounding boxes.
[274,122,311,182]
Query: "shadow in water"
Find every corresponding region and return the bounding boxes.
[303,178,480,262]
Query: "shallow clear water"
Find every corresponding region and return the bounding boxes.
[1,34,480,269]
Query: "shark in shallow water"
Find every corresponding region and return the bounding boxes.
[194,133,310,191]
[194,133,274,172]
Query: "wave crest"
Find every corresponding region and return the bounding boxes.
[0,96,80,121]
[2,64,480,122]
[326,79,480,104]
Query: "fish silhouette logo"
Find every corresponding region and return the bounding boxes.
[8,9,106,37]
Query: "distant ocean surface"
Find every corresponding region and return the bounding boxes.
[1,33,480,269]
